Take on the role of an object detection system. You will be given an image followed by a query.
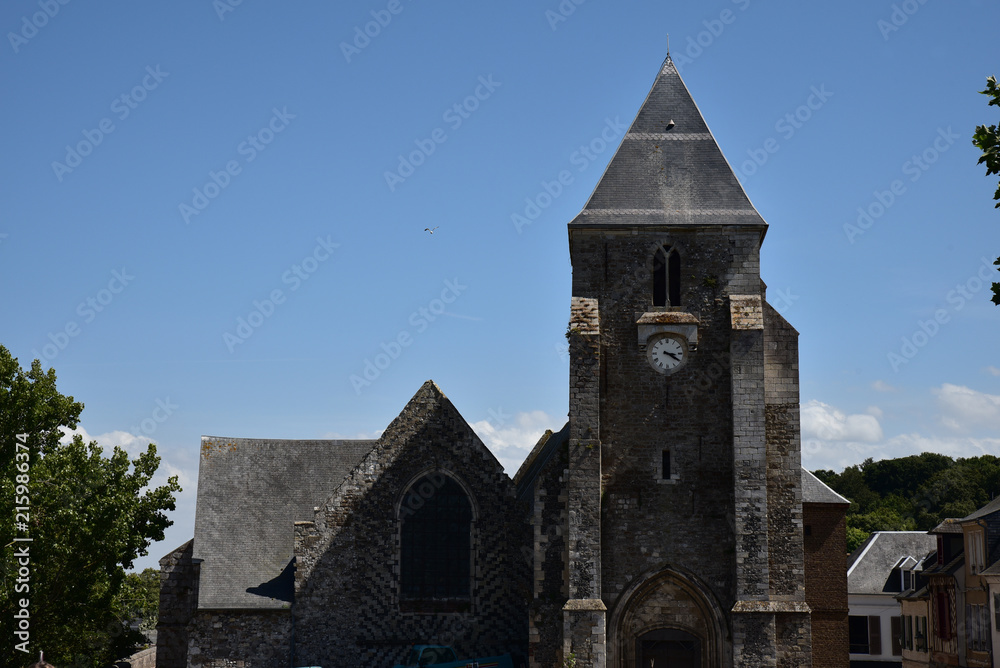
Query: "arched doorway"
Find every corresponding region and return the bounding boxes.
[637,628,700,668]
[607,567,727,668]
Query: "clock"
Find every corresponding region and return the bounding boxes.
[646,335,686,374]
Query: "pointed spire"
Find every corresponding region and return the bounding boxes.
[569,58,766,229]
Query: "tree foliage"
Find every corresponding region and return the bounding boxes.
[0,346,180,667]
[971,75,1000,304]
[814,452,1000,553]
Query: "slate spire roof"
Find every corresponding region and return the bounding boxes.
[569,57,766,230]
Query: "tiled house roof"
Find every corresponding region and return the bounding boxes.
[802,469,850,505]
[847,532,937,595]
[191,435,375,609]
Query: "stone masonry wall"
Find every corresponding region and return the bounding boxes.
[775,613,812,668]
[763,302,805,602]
[568,227,762,616]
[156,540,198,668]
[528,441,569,668]
[186,610,291,668]
[292,382,529,668]
[564,296,607,667]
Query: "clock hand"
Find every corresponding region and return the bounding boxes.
[662,351,680,361]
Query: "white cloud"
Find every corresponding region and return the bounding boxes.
[871,380,898,392]
[803,432,1000,473]
[984,366,1000,377]
[61,425,158,458]
[59,424,196,495]
[933,383,1000,431]
[471,410,561,475]
[866,406,884,419]
[801,400,883,443]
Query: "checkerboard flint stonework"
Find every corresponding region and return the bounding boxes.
[155,57,849,668]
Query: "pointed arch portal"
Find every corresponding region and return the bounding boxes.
[608,567,727,668]
[637,628,701,668]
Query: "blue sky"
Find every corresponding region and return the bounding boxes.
[2,0,998,571]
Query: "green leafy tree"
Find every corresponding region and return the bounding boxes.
[846,526,870,554]
[972,75,1000,304]
[817,452,1000,554]
[0,346,180,667]
[119,568,161,635]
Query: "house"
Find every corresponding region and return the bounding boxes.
[896,549,936,668]
[847,532,937,667]
[981,554,1000,666]
[894,496,1000,668]
[155,55,849,668]
[956,497,1000,668]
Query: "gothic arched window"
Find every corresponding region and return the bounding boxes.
[653,245,681,307]
[399,474,472,602]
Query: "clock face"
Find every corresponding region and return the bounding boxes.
[647,336,686,373]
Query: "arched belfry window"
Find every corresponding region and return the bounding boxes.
[653,245,681,307]
[399,474,472,603]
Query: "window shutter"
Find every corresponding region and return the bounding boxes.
[869,616,882,655]
[891,616,902,655]
[937,591,952,640]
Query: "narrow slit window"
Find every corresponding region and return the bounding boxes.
[653,245,681,307]
[662,450,671,479]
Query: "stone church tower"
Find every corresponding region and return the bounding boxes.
[518,56,812,668]
[157,55,842,668]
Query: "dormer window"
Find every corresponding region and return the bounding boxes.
[892,556,918,592]
[653,245,681,307]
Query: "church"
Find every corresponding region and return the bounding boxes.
[155,56,850,668]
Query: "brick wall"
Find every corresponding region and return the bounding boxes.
[803,503,849,668]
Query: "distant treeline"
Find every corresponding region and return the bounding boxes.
[813,453,1000,553]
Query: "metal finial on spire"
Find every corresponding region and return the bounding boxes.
[666,34,671,61]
